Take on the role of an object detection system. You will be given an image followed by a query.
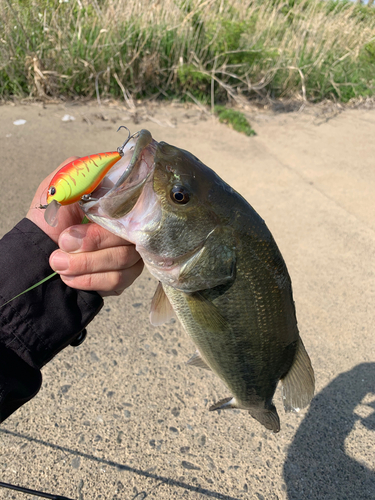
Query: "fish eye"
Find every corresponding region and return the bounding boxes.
[48,186,56,196]
[171,186,190,204]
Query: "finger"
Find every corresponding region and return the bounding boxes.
[58,223,133,253]
[60,259,144,296]
[50,244,142,275]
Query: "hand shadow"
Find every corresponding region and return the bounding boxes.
[283,362,375,499]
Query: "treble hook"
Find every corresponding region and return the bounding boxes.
[116,125,131,155]
[116,126,143,156]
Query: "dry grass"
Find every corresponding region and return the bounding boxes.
[1,0,375,104]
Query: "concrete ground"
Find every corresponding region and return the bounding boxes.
[0,101,374,500]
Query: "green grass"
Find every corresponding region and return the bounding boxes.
[1,0,375,105]
[215,106,256,136]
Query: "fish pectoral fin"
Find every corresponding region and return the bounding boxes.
[209,397,236,411]
[187,350,211,370]
[185,292,232,334]
[281,337,315,413]
[249,405,280,433]
[178,226,236,291]
[150,282,176,326]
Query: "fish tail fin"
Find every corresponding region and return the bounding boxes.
[249,405,280,433]
[210,397,281,433]
[281,337,315,413]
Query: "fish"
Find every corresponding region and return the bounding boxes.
[80,129,315,433]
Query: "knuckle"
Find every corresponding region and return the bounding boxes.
[87,274,96,289]
[115,245,138,268]
[79,274,95,290]
[109,270,124,290]
[94,271,123,294]
[70,252,93,274]
[83,223,104,251]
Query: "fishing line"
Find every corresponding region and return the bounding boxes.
[0,480,74,499]
[0,272,58,309]
[0,216,90,309]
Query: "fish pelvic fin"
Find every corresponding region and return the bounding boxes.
[281,337,315,413]
[249,405,280,433]
[149,282,176,326]
[209,397,235,411]
[187,350,211,370]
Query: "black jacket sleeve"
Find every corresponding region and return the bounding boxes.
[0,219,104,423]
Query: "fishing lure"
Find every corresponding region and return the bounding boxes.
[0,127,140,310]
[43,126,134,227]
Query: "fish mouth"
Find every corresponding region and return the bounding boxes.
[80,129,158,221]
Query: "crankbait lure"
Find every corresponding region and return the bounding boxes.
[43,127,133,227]
[43,152,121,226]
[0,127,140,309]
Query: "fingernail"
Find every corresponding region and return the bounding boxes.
[60,229,83,252]
[51,252,70,272]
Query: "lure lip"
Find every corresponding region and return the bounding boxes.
[44,199,62,227]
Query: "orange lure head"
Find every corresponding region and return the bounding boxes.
[44,151,122,226]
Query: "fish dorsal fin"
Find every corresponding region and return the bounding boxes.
[150,282,176,326]
[281,337,315,413]
[187,350,211,370]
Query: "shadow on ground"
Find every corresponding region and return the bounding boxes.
[284,362,375,499]
[0,428,240,500]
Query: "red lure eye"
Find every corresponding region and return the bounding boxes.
[48,186,56,196]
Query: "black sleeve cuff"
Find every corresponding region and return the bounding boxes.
[0,218,103,369]
[0,345,42,423]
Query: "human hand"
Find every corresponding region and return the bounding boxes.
[27,158,144,297]
[49,223,143,297]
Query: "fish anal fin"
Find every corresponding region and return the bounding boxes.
[209,397,236,411]
[281,337,315,413]
[150,282,176,326]
[249,405,280,433]
[187,350,211,370]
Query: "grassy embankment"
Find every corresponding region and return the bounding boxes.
[1,0,375,132]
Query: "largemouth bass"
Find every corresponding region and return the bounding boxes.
[80,129,314,433]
